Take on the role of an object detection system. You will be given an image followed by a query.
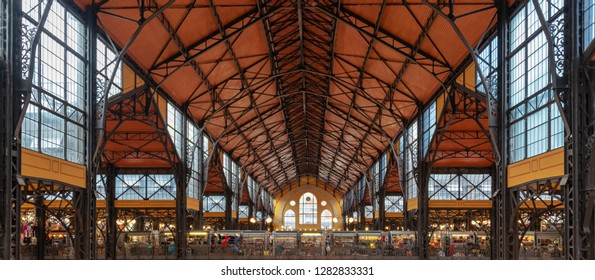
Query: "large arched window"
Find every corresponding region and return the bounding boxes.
[284,210,296,229]
[320,210,332,229]
[299,192,317,224]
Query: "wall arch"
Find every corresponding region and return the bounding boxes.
[283,209,296,229]
[274,185,343,230]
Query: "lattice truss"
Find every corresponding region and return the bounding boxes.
[428,173,491,201]
[508,178,564,257]
[70,0,498,196]
[19,178,88,258]
[100,88,178,167]
[428,209,491,233]
[96,173,176,201]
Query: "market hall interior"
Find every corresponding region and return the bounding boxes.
[1,0,595,260]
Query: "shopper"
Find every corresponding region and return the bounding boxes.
[222,235,229,249]
[210,234,216,254]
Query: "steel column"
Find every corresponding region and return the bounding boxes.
[234,172,246,229]
[34,195,45,260]
[417,106,430,260]
[104,165,117,260]
[0,0,24,260]
[175,162,188,259]
[378,179,386,230]
[85,3,99,260]
[0,0,18,260]
[393,140,410,231]
[225,187,233,230]
[585,60,595,259]
[564,0,591,260]
[526,0,589,260]
[366,174,375,229]
[358,197,365,230]
[197,195,204,230]
[492,0,513,260]
[175,114,188,259]
[71,186,92,259]
[197,131,205,230]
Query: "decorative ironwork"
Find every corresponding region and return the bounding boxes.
[95,76,105,118]
[19,23,35,79]
[18,177,88,259]
[508,177,564,259]
[550,18,566,77]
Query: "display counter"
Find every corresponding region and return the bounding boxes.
[520,231,563,259]
[242,231,269,256]
[213,230,242,256]
[187,230,210,256]
[429,231,494,258]
[356,231,383,256]
[273,231,298,256]
[122,231,162,257]
[298,231,325,256]
[43,230,73,259]
[475,231,490,258]
[449,231,475,257]
[329,231,356,256]
[519,231,537,258]
[384,231,416,256]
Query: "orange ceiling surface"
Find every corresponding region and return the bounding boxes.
[430,91,494,168]
[102,89,177,168]
[76,0,498,195]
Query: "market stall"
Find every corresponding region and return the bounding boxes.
[356,231,383,256]
[384,231,416,257]
[122,231,160,258]
[474,231,490,258]
[242,231,270,256]
[329,231,356,256]
[187,230,210,257]
[519,231,537,259]
[535,231,563,259]
[429,231,475,258]
[298,231,325,256]
[449,231,475,257]
[214,230,242,256]
[272,231,298,256]
[45,230,73,259]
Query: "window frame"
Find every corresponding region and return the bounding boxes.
[299,192,318,225]
[506,0,565,164]
[21,0,88,164]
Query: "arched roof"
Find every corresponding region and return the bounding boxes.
[77,0,499,195]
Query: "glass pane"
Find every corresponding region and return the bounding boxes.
[299,192,317,225]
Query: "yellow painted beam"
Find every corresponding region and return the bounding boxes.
[428,200,491,209]
[385,212,404,218]
[204,212,226,218]
[21,200,72,209]
[21,149,86,189]
[407,198,418,211]
[96,200,176,208]
[508,148,565,188]
[519,200,564,209]
[186,197,200,211]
